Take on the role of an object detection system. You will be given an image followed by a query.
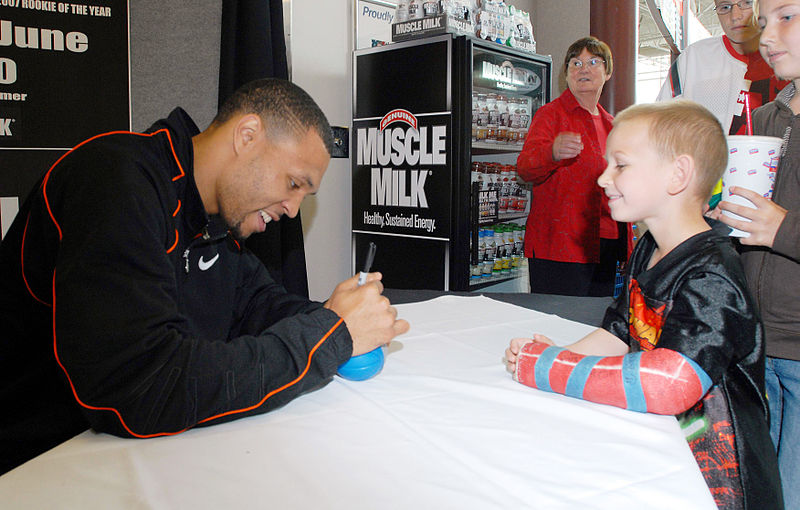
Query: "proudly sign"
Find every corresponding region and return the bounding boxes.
[355,0,393,49]
[353,109,451,239]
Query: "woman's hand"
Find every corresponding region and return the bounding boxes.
[552,132,583,161]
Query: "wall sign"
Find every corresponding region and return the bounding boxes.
[355,0,395,49]
[0,0,130,236]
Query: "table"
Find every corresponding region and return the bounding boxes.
[0,296,717,509]
[384,288,615,326]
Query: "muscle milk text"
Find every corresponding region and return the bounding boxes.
[357,125,446,208]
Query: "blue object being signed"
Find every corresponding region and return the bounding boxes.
[337,347,385,381]
[338,241,384,381]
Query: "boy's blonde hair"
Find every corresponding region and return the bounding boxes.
[613,100,728,199]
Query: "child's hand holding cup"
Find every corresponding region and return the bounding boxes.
[720,135,782,237]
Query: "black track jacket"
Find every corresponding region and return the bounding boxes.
[0,109,352,473]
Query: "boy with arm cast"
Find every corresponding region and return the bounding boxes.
[505,101,782,510]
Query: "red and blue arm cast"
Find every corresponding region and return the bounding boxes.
[515,341,712,415]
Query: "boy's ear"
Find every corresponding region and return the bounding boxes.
[668,154,694,195]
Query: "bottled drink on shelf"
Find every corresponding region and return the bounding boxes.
[396,0,409,22]
[485,124,498,143]
[486,93,499,125]
[492,227,503,276]
[498,95,509,127]
[483,228,496,278]
[498,167,510,213]
[408,0,423,19]
[422,1,440,16]
[510,224,522,272]
[501,225,512,273]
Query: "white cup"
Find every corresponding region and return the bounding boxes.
[721,135,782,237]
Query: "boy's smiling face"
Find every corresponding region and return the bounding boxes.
[598,119,673,224]
[758,0,800,82]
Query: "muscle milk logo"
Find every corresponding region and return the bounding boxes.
[480,61,541,93]
[357,109,446,208]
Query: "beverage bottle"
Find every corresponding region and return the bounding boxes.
[479,162,489,191]
[493,227,504,276]
[497,95,508,143]
[518,177,529,211]
[484,229,496,277]
[509,97,520,129]
[487,93,499,127]
[409,0,422,19]
[480,230,491,277]
[502,225,512,273]
[476,94,488,127]
[499,168,510,213]
[508,172,519,212]
[471,161,482,187]
[396,1,409,21]
[512,225,522,272]
[498,95,509,128]
[422,0,439,16]
[473,230,485,280]
[483,163,495,192]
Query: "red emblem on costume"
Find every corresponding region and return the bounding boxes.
[628,279,667,351]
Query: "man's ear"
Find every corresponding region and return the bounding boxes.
[232,113,264,156]
[668,154,694,195]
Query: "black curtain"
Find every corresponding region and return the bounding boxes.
[218,0,310,298]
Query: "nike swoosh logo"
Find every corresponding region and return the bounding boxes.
[198,253,220,271]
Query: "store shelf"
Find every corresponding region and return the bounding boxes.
[472,141,524,152]
[469,271,525,289]
[498,211,527,221]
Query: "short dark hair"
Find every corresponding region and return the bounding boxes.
[564,36,613,77]
[213,78,334,156]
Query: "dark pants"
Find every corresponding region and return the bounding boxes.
[529,238,625,297]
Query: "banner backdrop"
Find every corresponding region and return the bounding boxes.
[0,0,130,236]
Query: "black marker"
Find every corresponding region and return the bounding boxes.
[358,242,377,286]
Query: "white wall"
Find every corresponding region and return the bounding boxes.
[292,0,354,300]
[530,0,590,94]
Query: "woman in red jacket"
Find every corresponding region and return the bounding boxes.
[517,36,629,296]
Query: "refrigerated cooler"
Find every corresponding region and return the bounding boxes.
[352,34,552,291]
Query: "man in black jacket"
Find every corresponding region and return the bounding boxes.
[0,78,409,474]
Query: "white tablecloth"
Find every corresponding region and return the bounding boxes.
[0,296,717,509]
